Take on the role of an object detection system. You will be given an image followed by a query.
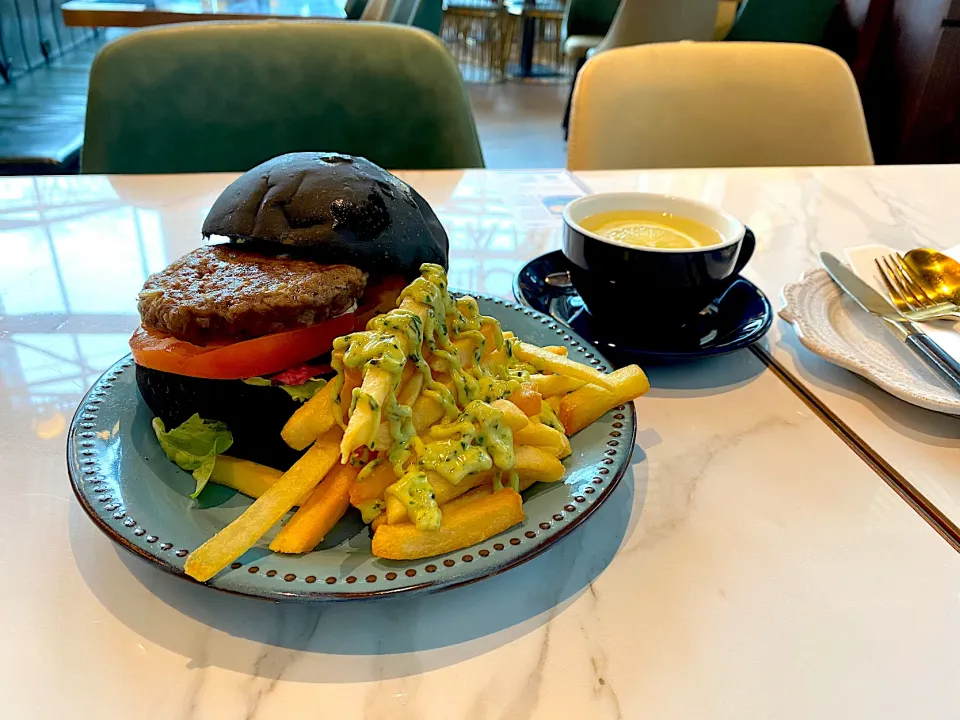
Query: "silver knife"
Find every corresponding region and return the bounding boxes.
[820,252,960,392]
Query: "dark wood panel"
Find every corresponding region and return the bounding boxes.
[947,0,960,23]
[886,0,951,161]
[827,0,893,82]
[900,26,960,161]
[833,0,960,162]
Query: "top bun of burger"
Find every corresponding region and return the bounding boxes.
[134,153,448,470]
[201,152,447,281]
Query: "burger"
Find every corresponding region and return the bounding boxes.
[131,153,448,469]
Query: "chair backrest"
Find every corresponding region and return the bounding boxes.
[568,41,874,170]
[726,0,838,44]
[360,0,395,20]
[388,0,417,24]
[410,0,442,34]
[594,0,719,53]
[82,22,483,174]
[344,0,369,19]
[561,0,621,42]
[389,0,441,34]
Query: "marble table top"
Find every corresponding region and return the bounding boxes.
[578,166,960,541]
[1,170,959,719]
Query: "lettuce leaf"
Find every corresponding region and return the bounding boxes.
[242,376,327,403]
[152,414,233,498]
[279,378,327,402]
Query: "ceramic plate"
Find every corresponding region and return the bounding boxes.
[781,269,960,416]
[513,249,773,365]
[67,294,636,601]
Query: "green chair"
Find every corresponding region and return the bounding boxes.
[389,0,442,35]
[561,0,621,67]
[725,0,838,44]
[344,0,368,19]
[82,22,483,173]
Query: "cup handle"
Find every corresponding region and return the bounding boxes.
[733,228,756,276]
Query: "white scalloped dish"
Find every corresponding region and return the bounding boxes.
[780,269,960,416]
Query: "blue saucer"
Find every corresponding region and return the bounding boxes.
[513,250,773,365]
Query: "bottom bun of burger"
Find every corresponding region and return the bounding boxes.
[136,364,308,470]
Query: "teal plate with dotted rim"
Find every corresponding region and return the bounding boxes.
[67,294,636,602]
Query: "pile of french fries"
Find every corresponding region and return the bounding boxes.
[183,267,649,583]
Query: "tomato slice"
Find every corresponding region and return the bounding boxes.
[130,312,356,380]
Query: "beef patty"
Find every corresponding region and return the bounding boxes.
[138,245,366,345]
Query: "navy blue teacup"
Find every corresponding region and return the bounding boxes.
[562,193,754,326]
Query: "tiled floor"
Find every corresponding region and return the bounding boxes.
[468,81,570,169]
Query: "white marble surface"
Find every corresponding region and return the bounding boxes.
[2,171,960,719]
[578,166,960,530]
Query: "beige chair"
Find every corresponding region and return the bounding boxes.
[568,42,874,171]
[593,0,720,55]
[563,0,722,136]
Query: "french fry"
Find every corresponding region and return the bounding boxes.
[546,395,562,412]
[480,348,508,371]
[513,342,616,389]
[428,355,448,373]
[514,445,565,484]
[371,422,392,452]
[480,322,499,349]
[513,423,571,459]
[281,380,336,451]
[559,365,650,435]
[397,371,424,407]
[369,371,425,451]
[453,337,476,368]
[490,399,530,431]
[270,462,358,554]
[371,512,386,532]
[441,482,493,511]
[530,373,586,397]
[184,427,343,582]
[341,366,393,462]
[372,489,524,560]
[413,394,445,432]
[542,345,568,356]
[210,456,313,505]
[398,296,429,325]
[384,470,492,525]
[210,456,283,498]
[348,461,397,506]
[432,371,455,393]
[339,368,362,414]
[509,382,542,416]
[399,361,416,385]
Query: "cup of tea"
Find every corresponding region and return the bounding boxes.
[562,193,754,325]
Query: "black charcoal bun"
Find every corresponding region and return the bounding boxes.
[201,153,448,280]
[137,365,307,470]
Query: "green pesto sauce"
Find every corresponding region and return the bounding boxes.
[419,437,492,485]
[356,457,382,482]
[539,401,566,433]
[357,498,385,524]
[332,263,532,529]
[386,470,441,531]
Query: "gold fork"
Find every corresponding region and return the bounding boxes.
[875,253,960,321]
